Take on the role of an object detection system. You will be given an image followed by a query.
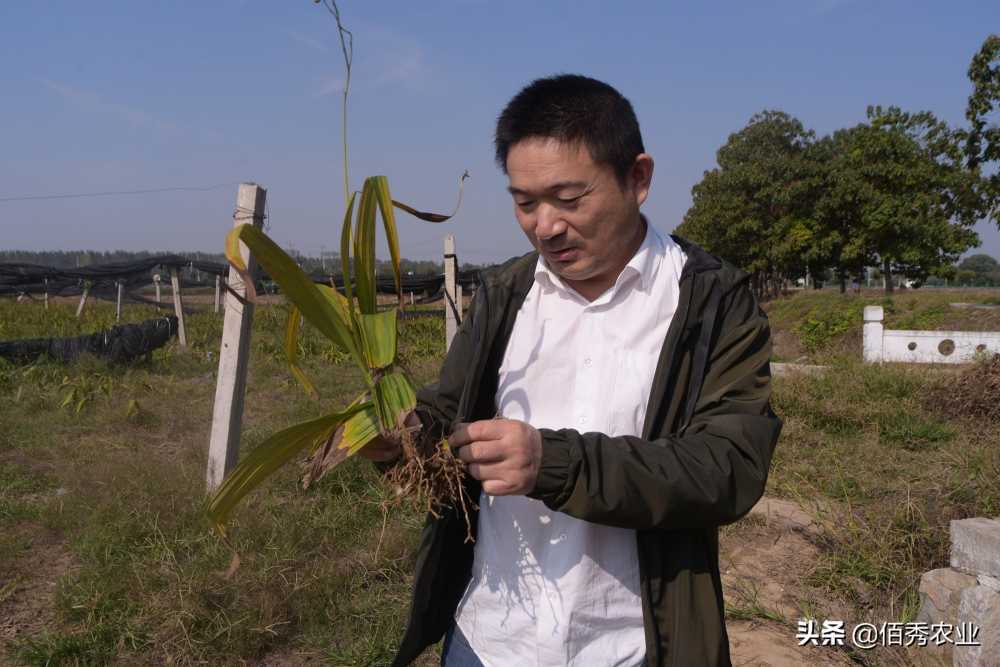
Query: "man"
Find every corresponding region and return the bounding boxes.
[364,74,782,666]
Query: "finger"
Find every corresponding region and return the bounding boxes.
[465,461,505,481]
[482,479,516,496]
[456,441,504,464]
[448,422,473,448]
[450,419,505,448]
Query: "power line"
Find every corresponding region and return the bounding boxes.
[0,182,239,203]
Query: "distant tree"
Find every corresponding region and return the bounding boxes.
[964,34,1000,228]
[677,110,822,298]
[957,253,1000,285]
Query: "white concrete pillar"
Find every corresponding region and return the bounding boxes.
[863,305,884,363]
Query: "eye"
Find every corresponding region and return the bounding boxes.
[557,195,582,208]
[515,200,536,211]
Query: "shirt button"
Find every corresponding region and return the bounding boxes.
[584,358,592,366]
[579,416,587,425]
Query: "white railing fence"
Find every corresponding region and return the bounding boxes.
[862,305,1000,364]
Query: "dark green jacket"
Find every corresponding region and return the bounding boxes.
[392,236,781,667]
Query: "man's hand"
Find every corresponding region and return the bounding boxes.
[450,419,542,495]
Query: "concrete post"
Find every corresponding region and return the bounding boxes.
[206,183,267,493]
[444,235,458,350]
[115,280,123,322]
[214,275,221,314]
[863,305,884,363]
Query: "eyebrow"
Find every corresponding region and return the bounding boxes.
[507,180,592,197]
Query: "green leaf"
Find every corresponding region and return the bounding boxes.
[315,284,366,364]
[340,191,356,304]
[224,224,369,378]
[353,180,379,314]
[371,368,417,432]
[206,401,369,534]
[372,176,403,300]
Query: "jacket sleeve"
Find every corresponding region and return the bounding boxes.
[412,285,485,443]
[526,283,782,531]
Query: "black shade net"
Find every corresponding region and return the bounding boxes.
[0,316,179,364]
[1,256,484,298]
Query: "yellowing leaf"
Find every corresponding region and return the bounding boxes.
[341,403,381,455]
[359,310,397,370]
[284,305,318,399]
[391,170,469,223]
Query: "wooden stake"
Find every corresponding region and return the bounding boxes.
[170,268,187,347]
[75,285,89,318]
[43,278,49,310]
[115,281,123,322]
[214,275,221,314]
[444,235,458,350]
[154,274,162,303]
[206,183,267,493]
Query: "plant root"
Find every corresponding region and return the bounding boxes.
[383,415,477,542]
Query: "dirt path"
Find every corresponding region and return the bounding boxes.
[722,496,856,666]
[0,522,76,649]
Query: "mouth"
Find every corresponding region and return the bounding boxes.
[545,247,579,263]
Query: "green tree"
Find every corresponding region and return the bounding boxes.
[957,253,1000,285]
[809,133,872,292]
[964,34,1000,228]
[821,107,980,292]
[677,110,823,297]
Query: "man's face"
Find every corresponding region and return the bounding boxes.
[505,137,652,297]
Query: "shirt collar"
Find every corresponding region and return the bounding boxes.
[533,218,665,298]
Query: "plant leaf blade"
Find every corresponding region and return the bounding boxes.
[206,402,369,534]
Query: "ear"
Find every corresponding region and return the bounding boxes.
[629,154,654,206]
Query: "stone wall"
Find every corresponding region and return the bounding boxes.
[917,517,1000,665]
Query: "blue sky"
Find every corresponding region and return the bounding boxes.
[2,1,998,264]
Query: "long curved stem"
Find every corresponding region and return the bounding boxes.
[321,0,354,209]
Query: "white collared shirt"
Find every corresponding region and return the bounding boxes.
[454,223,687,666]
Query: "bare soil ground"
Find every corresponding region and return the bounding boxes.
[723,497,855,666]
[0,523,75,647]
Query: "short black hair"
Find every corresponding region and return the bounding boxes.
[495,74,645,186]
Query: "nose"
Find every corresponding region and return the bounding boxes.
[534,202,566,241]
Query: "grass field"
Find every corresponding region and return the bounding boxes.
[1,287,998,666]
